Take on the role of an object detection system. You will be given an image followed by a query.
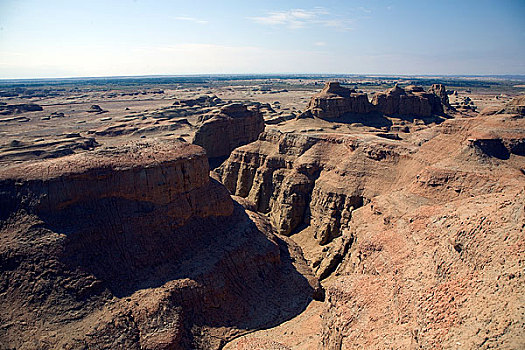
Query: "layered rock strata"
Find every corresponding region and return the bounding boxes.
[215,130,414,245]
[299,82,372,119]
[320,114,524,349]
[299,82,449,120]
[371,84,445,116]
[192,103,265,159]
[0,135,98,163]
[217,112,525,349]
[0,103,43,115]
[0,140,318,349]
[482,94,525,116]
[430,83,451,107]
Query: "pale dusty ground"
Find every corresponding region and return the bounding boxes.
[224,301,325,350]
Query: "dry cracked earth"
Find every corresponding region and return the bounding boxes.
[0,76,523,349]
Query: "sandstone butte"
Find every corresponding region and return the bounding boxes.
[0,86,524,350]
[299,81,451,119]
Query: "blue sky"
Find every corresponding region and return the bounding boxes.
[0,0,524,78]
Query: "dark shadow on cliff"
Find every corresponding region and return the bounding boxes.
[208,155,229,170]
[297,111,393,129]
[38,194,314,343]
[303,111,453,129]
[387,112,452,125]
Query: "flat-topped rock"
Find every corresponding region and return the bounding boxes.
[192,103,265,159]
[301,82,372,119]
[0,140,232,222]
[0,103,43,115]
[0,139,319,349]
[371,84,445,116]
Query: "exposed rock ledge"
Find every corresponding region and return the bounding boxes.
[192,103,265,159]
[215,129,416,246]
[301,82,372,118]
[216,113,524,349]
[298,82,450,120]
[0,140,319,349]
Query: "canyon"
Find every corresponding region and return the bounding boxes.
[0,76,523,349]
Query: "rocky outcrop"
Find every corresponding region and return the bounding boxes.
[192,103,265,159]
[87,104,104,113]
[0,141,231,220]
[218,111,525,349]
[173,95,223,107]
[371,84,445,116]
[320,120,525,347]
[485,94,525,116]
[0,140,318,349]
[430,83,450,107]
[217,111,524,348]
[299,82,372,119]
[215,130,413,248]
[0,135,98,162]
[298,82,449,120]
[0,103,43,115]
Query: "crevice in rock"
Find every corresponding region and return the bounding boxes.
[317,235,354,281]
[470,138,510,160]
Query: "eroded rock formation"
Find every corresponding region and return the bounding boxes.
[430,83,451,107]
[0,102,43,115]
[0,135,98,162]
[192,103,265,159]
[0,140,319,349]
[173,95,223,107]
[371,84,445,116]
[215,130,412,246]
[319,114,524,349]
[300,82,372,119]
[298,82,449,120]
[483,94,525,116]
[217,111,524,348]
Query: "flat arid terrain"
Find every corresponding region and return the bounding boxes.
[0,75,524,349]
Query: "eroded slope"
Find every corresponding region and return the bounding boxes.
[217,111,525,349]
[0,140,319,349]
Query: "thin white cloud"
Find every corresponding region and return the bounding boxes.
[249,8,352,31]
[358,6,372,14]
[173,16,208,24]
[314,41,326,46]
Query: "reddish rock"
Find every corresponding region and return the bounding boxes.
[489,94,525,116]
[216,113,525,349]
[430,83,450,107]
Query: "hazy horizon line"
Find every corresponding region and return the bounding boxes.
[1,73,525,82]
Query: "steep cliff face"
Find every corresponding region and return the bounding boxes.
[430,83,450,108]
[298,82,448,121]
[217,112,524,349]
[371,84,444,116]
[192,103,265,159]
[215,130,414,246]
[300,82,372,119]
[0,141,231,221]
[0,140,318,349]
